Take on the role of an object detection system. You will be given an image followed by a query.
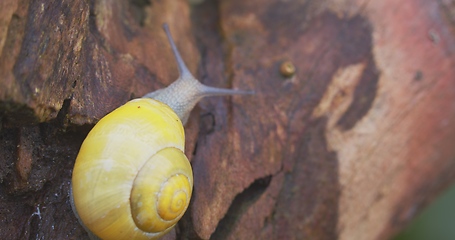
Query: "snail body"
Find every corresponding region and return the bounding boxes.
[71,24,250,240]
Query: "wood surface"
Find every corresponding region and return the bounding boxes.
[1,0,455,239]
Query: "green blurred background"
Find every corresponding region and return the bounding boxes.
[393,183,455,240]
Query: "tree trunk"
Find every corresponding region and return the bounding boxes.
[1,0,455,239]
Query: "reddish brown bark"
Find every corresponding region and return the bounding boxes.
[1,0,455,239]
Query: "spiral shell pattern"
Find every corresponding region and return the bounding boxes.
[131,147,192,233]
[71,99,193,240]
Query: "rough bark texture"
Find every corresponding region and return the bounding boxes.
[1,0,455,239]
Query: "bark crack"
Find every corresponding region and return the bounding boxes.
[211,175,272,240]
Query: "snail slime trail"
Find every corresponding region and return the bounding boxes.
[70,23,252,240]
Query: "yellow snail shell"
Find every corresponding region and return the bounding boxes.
[71,99,192,239]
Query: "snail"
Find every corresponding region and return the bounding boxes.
[70,24,251,240]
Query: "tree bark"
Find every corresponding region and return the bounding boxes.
[1,0,455,239]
